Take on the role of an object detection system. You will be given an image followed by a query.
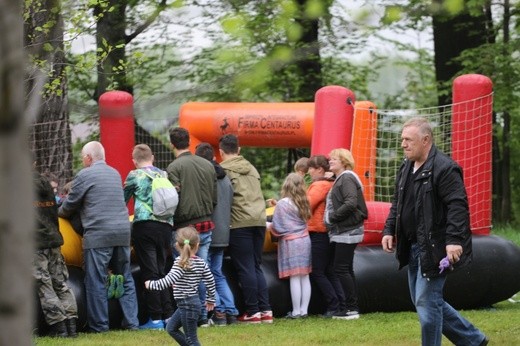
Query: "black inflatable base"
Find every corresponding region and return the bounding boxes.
[36,235,520,333]
[223,235,520,315]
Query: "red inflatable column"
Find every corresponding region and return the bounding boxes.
[452,74,493,235]
[99,91,135,214]
[311,86,356,156]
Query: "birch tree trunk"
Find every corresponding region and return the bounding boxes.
[0,1,35,345]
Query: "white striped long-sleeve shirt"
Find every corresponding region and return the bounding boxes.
[148,256,216,303]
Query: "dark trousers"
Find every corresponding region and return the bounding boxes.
[332,242,359,311]
[132,220,174,320]
[309,232,346,312]
[229,226,271,314]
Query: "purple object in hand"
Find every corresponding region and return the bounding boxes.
[439,256,451,274]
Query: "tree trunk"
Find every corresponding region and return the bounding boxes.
[501,111,511,221]
[281,0,322,172]
[0,1,35,344]
[25,0,73,188]
[431,1,510,222]
[94,0,131,101]
[432,1,489,105]
[293,0,322,102]
[492,111,502,222]
[499,0,512,223]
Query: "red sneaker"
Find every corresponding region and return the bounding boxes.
[237,312,261,324]
[260,310,273,324]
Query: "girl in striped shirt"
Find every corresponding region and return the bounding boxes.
[146,227,216,346]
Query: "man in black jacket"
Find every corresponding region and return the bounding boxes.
[382,117,488,346]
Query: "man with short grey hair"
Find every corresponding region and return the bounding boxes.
[59,141,139,333]
[382,118,488,346]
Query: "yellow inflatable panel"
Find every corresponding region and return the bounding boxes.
[263,206,277,253]
[58,217,83,268]
[60,210,276,267]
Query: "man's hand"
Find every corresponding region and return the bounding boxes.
[446,244,463,264]
[382,235,395,253]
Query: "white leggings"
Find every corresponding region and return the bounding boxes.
[289,274,311,316]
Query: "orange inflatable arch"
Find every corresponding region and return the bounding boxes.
[89,78,491,259]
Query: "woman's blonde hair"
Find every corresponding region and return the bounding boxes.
[175,226,199,269]
[281,173,311,221]
[329,148,355,170]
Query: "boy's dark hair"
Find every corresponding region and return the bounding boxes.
[195,142,214,161]
[169,127,190,150]
[307,155,329,171]
[219,134,239,154]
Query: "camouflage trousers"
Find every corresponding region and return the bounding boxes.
[34,247,78,326]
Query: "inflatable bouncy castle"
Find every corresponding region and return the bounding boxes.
[39,74,520,333]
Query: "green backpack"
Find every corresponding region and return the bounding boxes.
[141,170,179,218]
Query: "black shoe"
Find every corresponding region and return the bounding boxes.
[321,310,336,318]
[226,313,238,325]
[66,318,78,338]
[48,320,68,337]
[208,311,227,326]
[197,318,209,327]
[479,337,490,346]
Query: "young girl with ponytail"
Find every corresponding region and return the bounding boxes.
[146,227,216,346]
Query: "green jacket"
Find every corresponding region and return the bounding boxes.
[167,152,217,227]
[220,156,266,229]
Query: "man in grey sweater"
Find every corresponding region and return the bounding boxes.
[59,141,139,333]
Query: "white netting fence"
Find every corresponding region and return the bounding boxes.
[352,92,493,232]
[353,104,454,203]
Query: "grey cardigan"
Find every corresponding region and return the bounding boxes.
[211,164,234,248]
[58,160,131,249]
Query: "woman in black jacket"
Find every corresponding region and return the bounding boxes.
[324,148,368,320]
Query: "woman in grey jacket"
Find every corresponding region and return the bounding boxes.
[324,148,368,320]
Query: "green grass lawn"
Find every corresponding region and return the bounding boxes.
[35,228,520,345]
[33,298,520,345]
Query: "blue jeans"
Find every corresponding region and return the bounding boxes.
[196,231,212,261]
[84,246,139,332]
[197,231,212,320]
[166,295,201,346]
[208,247,239,315]
[228,226,271,314]
[408,244,486,346]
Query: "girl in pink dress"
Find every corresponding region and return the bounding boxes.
[269,173,312,318]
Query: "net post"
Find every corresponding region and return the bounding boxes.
[353,101,378,201]
[452,74,493,235]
